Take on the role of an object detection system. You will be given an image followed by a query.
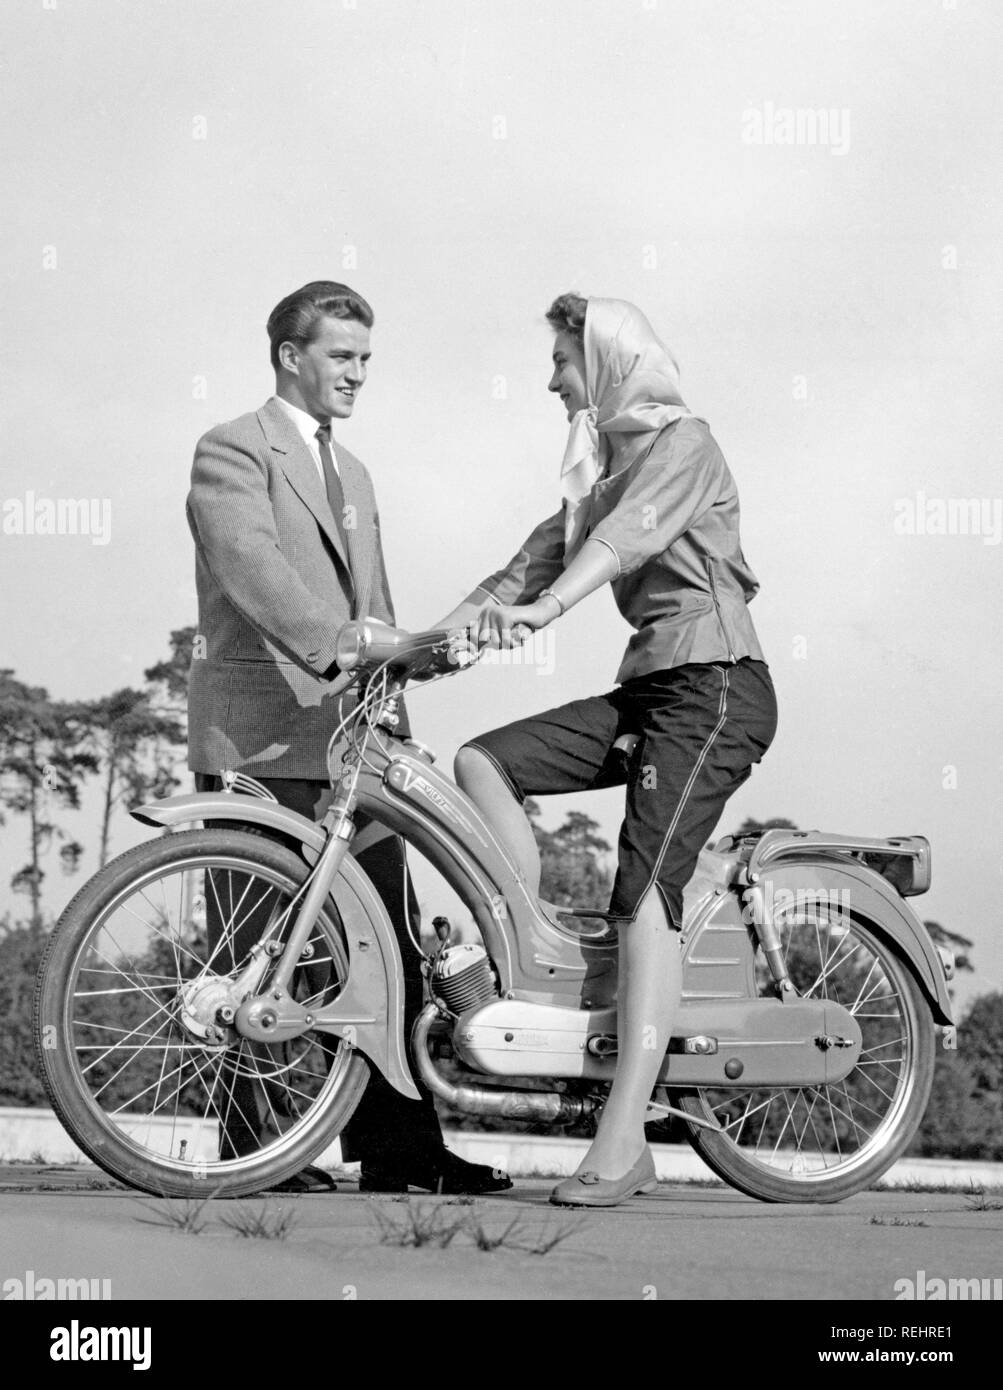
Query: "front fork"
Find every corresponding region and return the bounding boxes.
[233,789,359,1043]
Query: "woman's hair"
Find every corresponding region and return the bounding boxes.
[267,280,374,371]
[545,292,587,345]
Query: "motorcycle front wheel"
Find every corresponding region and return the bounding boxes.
[34,829,370,1198]
[673,903,936,1203]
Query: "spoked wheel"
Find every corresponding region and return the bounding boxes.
[34,829,369,1198]
[674,904,936,1202]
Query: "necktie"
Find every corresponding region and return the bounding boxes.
[314,423,351,561]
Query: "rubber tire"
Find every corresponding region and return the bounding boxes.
[674,920,937,1203]
[34,829,370,1198]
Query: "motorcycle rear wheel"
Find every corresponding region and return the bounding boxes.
[673,905,936,1203]
[34,829,370,1198]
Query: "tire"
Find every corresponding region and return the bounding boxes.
[34,829,370,1198]
[673,904,936,1203]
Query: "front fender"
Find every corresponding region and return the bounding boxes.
[757,858,954,1025]
[132,794,420,1099]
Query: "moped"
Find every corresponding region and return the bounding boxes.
[35,621,954,1202]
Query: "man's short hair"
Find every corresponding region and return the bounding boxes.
[267,281,374,371]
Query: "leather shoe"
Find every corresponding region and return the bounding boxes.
[359,1150,513,1195]
[549,1148,657,1208]
[263,1164,338,1194]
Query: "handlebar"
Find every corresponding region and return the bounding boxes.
[335,619,478,682]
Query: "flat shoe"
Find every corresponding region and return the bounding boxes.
[263,1164,338,1194]
[549,1148,657,1208]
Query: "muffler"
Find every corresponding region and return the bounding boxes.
[412,1004,600,1124]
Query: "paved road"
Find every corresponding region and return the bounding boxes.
[1,1165,1001,1301]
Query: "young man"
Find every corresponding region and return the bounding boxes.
[186,280,509,1195]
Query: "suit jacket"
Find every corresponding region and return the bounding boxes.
[186,397,404,779]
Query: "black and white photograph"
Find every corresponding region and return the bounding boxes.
[1,0,1000,1341]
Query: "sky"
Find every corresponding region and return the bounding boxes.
[1,0,1001,1007]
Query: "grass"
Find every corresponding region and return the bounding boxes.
[371,1199,587,1255]
[219,1202,297,1240]
[371,1200,467,1249]
[132,1194,216,1235]
[876,1178,1003,1196]
[963,1182,1003,1213]
[869,1215,928,1228]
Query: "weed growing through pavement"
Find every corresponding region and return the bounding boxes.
[220,1202,297,1240]
[963,1183,1003,1213]
[371,1200,466,1249]
[132,1194,216,1234]
[371,1199,586,1255]
[869,1215,928,1228]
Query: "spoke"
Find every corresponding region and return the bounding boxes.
[801,1091,832,1164]
[816,1082,870,1146]
[82,939,181,1018]
[214,1039,266,1152]
[78,967,178,981]
[148,878,182,982]
[146,1016,178,1154]
[719,1091,776,1137]
[808,937,866,998]
[116,893,204,973]
[73,984,178,998]
[72,1020,169,1037]
[81,999,174,1081]
[202,869,267,973]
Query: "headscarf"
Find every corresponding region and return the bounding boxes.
[560,298,700,557]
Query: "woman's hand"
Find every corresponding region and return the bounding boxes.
[476,596,560,650]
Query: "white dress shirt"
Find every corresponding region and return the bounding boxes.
[273,395,339,480]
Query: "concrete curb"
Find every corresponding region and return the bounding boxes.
[1,1107,1000,1189]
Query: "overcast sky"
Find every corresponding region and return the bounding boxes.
[2,0,1001,1006]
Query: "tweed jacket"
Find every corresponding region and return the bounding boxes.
[186,397,402,779]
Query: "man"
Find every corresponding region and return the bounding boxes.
[186,280,509,1195]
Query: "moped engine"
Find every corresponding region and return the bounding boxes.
[430,943,499,1014]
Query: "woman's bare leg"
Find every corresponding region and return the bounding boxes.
[576,884,681,1177]
[454,747,541,892]
[456,747,680,1177]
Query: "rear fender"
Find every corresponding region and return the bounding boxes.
[753,858,954,1025]
[131,794,419,1098]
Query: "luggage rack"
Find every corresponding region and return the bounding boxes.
[720,828,932,898]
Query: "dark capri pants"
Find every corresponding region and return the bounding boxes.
[464,659,778,929]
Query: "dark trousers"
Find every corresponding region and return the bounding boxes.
[467,659,779,929]
[196,772,444,1167]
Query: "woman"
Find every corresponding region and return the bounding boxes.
[437,294,778,1206]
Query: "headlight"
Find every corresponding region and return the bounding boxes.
[335,622,367,671]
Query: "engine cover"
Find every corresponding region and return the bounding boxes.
[453,1000,618,1078]
[451,997,862,1086]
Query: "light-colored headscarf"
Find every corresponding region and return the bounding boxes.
[560,298,700,557]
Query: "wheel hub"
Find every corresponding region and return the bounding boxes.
[177,975,241,1050]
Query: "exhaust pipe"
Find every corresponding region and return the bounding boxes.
[412,1004,600,1125]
